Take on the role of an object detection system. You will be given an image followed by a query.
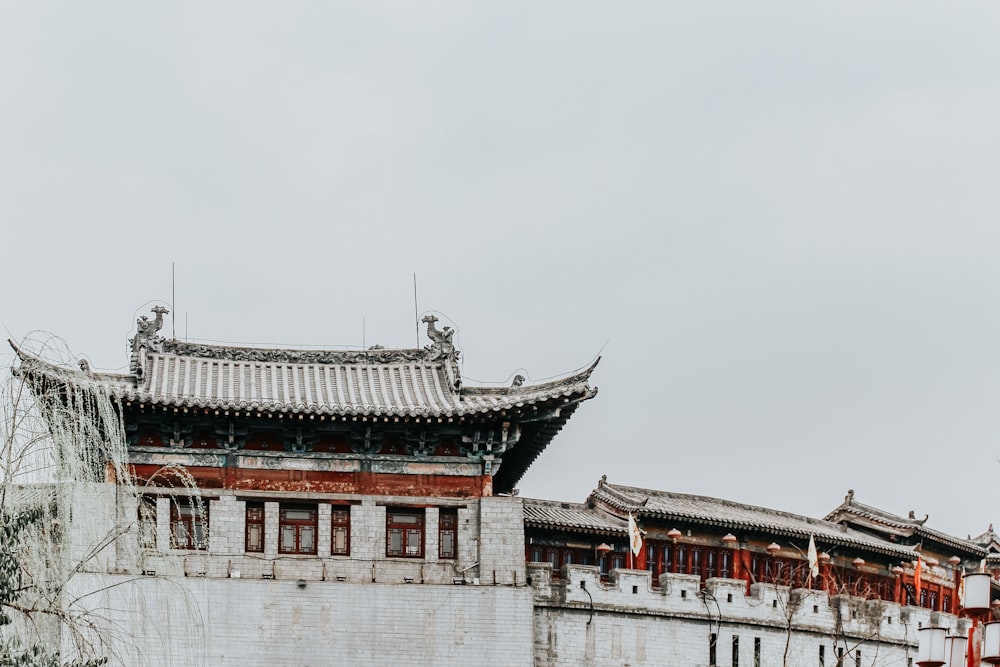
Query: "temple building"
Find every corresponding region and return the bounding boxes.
[7,306,1000,666]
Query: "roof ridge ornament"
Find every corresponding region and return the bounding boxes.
[130,306,169,379]
[421,314,461,390]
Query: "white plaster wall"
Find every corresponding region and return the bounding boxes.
[67,574,535,667]
[529,564,959,667]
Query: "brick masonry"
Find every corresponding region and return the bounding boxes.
[55,485,943,666]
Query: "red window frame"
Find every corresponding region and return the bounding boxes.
[331,505,350,556]
[387,509,424,558]
[245,502,264,553]
[138,495,157,549]
[170,498,208,550]
[439,508,457,559]
[279,504,317,555]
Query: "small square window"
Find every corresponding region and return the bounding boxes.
[170,498,208,550]
[279,504,317,555]
[387,509,424,558]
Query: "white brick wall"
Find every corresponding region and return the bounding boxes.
[68,573,535,667]
[529,563,951,667]
[54,485,938,667]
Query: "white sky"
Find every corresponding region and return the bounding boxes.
[3,2,999,540]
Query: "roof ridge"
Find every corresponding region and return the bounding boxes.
[159,339,436,366]
[602,482,845,529]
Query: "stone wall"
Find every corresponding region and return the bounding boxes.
[50,485,963,667]
[56,486,536,665]
[529,563,963,667]
[68,573,535,667]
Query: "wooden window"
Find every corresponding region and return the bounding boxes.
[438,509,457,559]
[137,495,157,549]
[279,504,317,555]
[331,505,350,556]
[386,509,424,558]
[170,498,208,550]
[245,502,264,553]
[646,544,657,578]
[720,550,732,578]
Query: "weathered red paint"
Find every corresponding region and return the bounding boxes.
[128,464,492,497]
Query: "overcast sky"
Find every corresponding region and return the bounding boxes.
[3,3,1000,540]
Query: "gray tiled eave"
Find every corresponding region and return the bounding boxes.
[14,350,596,420]
[593,485,918,560]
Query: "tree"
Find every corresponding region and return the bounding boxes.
[0,339,138,666]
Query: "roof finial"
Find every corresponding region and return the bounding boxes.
[421,314,461,390]
[131,305,170,378]
[421,314,455,348]
[137,305,169,338]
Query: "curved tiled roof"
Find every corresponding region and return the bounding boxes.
[11,340,597,420]
[523,498,628,535]
[592,482,918,559]
[824,494,986,558]
[10,316,598,496]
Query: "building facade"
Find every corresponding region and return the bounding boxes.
[8,307,999,666]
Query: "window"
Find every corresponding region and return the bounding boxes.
[170,498,208,550]
[138,495,157,549]
[279,504,317,555]
[387,509,424,558]
[753,637,760,667]
[331,505,350,556]
[439,508,457,559]
[710,633,717,666]
[819,645,824,667]
[732,636,739,667]
[246,502,264,553]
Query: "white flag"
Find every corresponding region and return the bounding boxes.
[807,535,819,579]
[628,513,643,557]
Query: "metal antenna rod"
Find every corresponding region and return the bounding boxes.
[171,262,176,339]
[413,273,419,347]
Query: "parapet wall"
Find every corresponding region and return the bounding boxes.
[529,563,963,667]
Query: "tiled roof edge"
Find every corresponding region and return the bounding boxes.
[591,484,917,559]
